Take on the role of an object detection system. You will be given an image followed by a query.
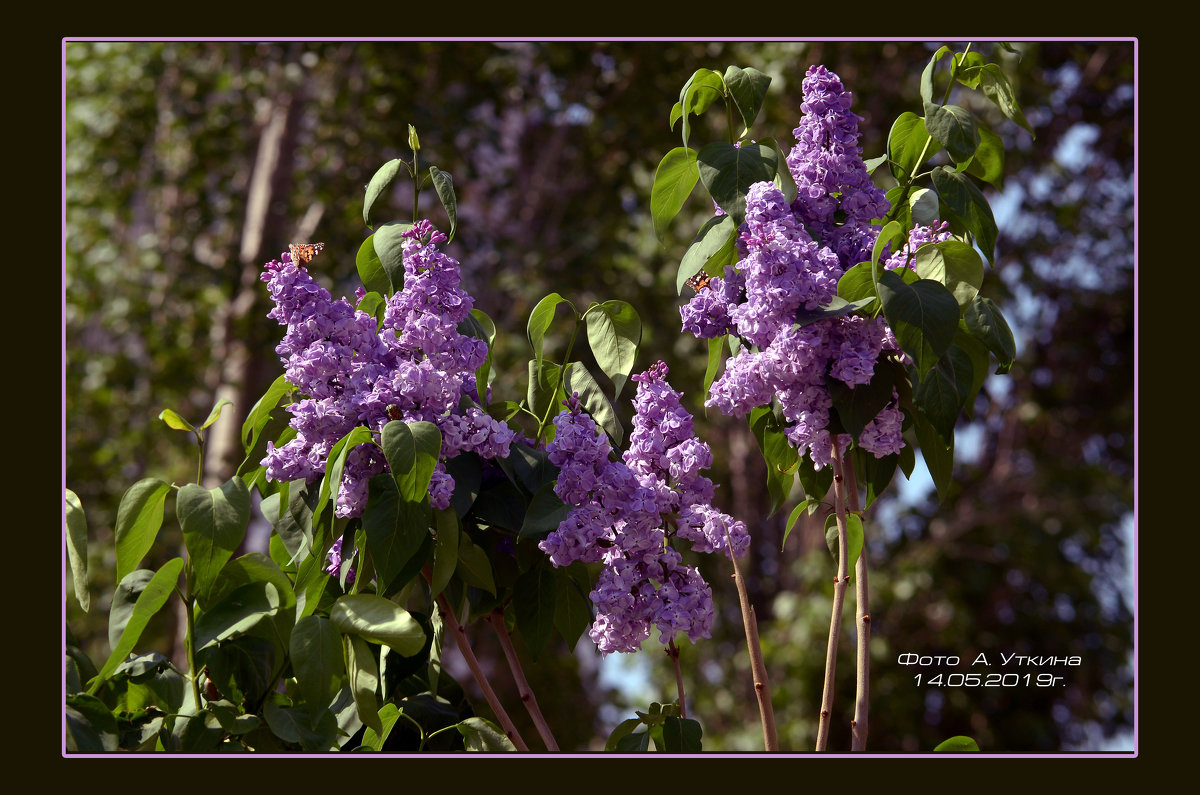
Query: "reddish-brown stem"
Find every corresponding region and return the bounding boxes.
[434,592,529,751]
[816,446,851,752]
[667,639,687,719]
[488,609,559,751]
[845,462,870,751]
[725,529,778,751]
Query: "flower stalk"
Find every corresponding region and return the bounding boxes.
[435,592,529,751]
[846,461,870,751]
[816,445,851,751]
[725,527,778,750]
[488,609,559,751]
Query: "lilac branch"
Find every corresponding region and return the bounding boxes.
[488,609,559,751]
[435,592,529,751]
[816,445,851,752]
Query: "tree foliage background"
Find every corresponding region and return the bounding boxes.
[64,40,1135,752]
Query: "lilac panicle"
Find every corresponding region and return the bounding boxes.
[540,363,747,655]
[680,65,911,470]
[261,219,513,526]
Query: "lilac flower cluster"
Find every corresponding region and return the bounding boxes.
[261,220,515,529]
[680,65,933,469]
[539,362,749,655]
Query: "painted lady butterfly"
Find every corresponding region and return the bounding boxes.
[685,270,713,292]
[288,242,325,265]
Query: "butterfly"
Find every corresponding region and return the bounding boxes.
[685,270,713,292]
[385,404,403,422]
[288,242,325,265]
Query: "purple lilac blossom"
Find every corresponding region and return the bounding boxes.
[260,220,514,526]
[680,65,911,468]
[539,365,748,655]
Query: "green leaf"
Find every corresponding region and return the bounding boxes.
[199,398,233,431]
[828,364,898,441]
[914,345,975,443]
[758,136,798,204]
[553,563,593,650]
[677,214,737,295]
[527,359,564,427]
[704,336,725,395]
[965,124,1005,188]
[259,479,315,566]
[586,300,641,399]
[887,112,941,182]
[108,569,154,653]
[913,411,955,503]
[781,499,815,551]
[206,552,297,616]
[428,166,458,242]
[954,328,991,417]
[381,420,442,502]
[794,295,875,327]
[661,716,703,752]
[361,474,431,594]
[964,296,1016,373]
[565,362,623,445]
[749,407,798,517]
[314,426,377,531]
[263,700,339,751]
[178,478,251,604]
[914,240,985,308]
[951,52,987,88]
[616,730,651,752]
[360,703,402,751]
[89,558,184,693]
[355,235,390,295]
[677,68,725,149]
[924,104,979,163]
[606,717,645,751]
[66,694,120,752]
[371,222,416,292]
[346,635,383,735]
[194,581,282,651]
[65,489,90,612]
[965,63,1033,135]
[872,220,905,271]
[460,309,496,404]
[431,507,460,596]
[513,565,557,660]
[696,141,779,226]
[527,292,571,370]
[920,46,952,107]
[290,616,344,710]
[909,187,940,227]
[723,65,770,136]
[651,147,700,243]
[931,166,998,265]
[457,717,518,752]
[884,185,912,234]
[518,481,571,540]
[114,478,172,584]
[331,594,426,656]
[364,158,404,229]
[241,375,291,455]
[878,271,960,378]
[455,533,495,596]
[824,512,864,576]
[158,408,194,432]
[934,735,980,752]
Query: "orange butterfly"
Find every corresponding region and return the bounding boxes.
[288,242,325,265]
[685,270,713,292]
